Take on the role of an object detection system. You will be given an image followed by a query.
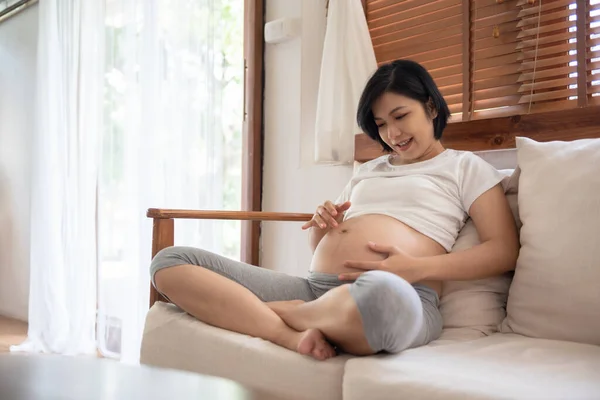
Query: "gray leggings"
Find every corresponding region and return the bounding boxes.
[150,246,443,354]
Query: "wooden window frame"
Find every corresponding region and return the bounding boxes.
[241,0,264,266]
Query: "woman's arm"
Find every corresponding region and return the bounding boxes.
[417,184,519,281]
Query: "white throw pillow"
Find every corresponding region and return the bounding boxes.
[440,168,520,334]
[500,137,600,345]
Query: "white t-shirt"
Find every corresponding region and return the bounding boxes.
[335,149,506,251]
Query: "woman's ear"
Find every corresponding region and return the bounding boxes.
[427,98,438,119]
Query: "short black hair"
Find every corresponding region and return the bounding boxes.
[356,59,450,152]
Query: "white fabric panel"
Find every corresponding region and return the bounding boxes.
[314,0,377,164]
[140,302,349,400]
[11,0,104,355]
[343,333,600,400]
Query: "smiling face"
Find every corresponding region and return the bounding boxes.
[372,92,445,165]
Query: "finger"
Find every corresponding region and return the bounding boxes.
[317,206,338,228]
[368,242,398,254]
[301,221,311,230]
[324,201,338,217]
[343,260,380,270]
[338,272,363,281]
[313,214,328,229]
[336,201,352,212]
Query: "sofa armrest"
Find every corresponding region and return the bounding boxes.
[147,208,313,222]
[147,208,313,307]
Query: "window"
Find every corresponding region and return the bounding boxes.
[98,0,244,359]
[364,0,600,121]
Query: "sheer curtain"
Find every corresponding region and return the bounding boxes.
[98,0,243,362]
[12,0,243,361]
[314,0,377,164]
[11,0,104,355]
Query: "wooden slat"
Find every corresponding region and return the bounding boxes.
[518,20,575,39]
[354,106,600,158]
[368,0,442,16]
[471,10,519,29]
[471,8,519,26]
[518,87,577,103]
[475,31,520,51]
[371,14,462,46]
[474,42,521,61]
[518,65,577,81]
[436,73,463,88]
[472,21,520,41]
[443,93,463,107]
[147,208,313,222]
[518,76,577,92]
[517,30,575,50]
[517,7,572,28]
[376,29,462,59]
[441,83,464,97]
[474,52,520,70]
[474,63,521,81]
[370,4,462,39]
[379,43,462,64]
[369,0,461,30]
[473,73,521,90]
[518,42,577,60]
[517,0,574,18]
[422,55,462,73]
[473,95,521,110]
[519,54,574,70]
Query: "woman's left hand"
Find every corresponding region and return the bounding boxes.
[340,242,424,283]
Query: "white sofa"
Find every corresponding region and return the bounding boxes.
[140,138,600,400]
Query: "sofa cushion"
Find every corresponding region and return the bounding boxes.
[343,333,600,400]
[500,137,600,345]
[140,302,349,400]
[441,167,519,335]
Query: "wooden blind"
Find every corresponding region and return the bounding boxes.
[365,0,600,122]
[365,0,464,116]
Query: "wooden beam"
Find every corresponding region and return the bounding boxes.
[149,218,174,307]
[242,0,264,267]
[355,106,600,160]
[147,209,312,222]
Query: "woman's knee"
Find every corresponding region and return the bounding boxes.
[348,270,423,353]
[150,246,208,291]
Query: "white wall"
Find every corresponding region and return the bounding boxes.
[0,4,38,321]
[261,1,353,276]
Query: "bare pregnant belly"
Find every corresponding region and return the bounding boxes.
[310,214,446,295]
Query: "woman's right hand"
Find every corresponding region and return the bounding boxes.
[301,201,351,230]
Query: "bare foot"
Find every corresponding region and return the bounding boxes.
[266,299,305,317]
[297,328,336,361]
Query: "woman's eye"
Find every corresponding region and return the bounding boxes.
[395,114,407,120]
[377,123,385,129]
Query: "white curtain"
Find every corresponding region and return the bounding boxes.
[98,0,243,363]
[314,0,377,164]
[12,0,243,362]
[11,0,104,355]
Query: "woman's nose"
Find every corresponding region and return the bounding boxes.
[387,125,401,141]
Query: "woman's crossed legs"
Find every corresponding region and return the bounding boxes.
[151,247,441,361]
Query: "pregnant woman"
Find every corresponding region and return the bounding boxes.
[151,60,519,361]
